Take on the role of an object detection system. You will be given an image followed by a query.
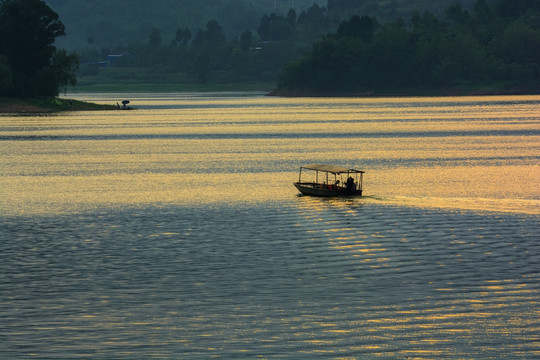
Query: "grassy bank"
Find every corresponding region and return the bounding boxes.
[74,67,276,93]
[72,82,275,93]
[0,96,118,113]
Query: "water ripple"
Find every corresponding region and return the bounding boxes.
[1,202,538,359]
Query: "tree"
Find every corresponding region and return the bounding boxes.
[0,54,13,95]
[205,20,226,44]
[0,0,79,98]
[287,8,297,28]
[192,20,226,48]
[240,30,253,51]
[493,0,540,18]
[258,14,271,41]
[148,27,162,47]
[497,22,540,82]
[445,4,471,25]
[336,15,378,42]
[175,27,192,45]
[49,49,79,93]
[474,0,493,23]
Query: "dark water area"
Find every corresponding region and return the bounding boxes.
[2,201,539,359]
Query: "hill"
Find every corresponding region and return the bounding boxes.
[44,0,504,93]
[46,0,476,51]
[46,0,325,50]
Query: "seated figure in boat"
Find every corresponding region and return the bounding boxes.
[346,176,356,194]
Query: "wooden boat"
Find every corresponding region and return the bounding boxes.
[294,164,365,197]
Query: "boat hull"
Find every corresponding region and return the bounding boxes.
[294,183,362,197]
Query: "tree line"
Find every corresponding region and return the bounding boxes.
[47,0,328,50]
[76,3,336,85]
[275,0,540,95]
[77,0,540,94]
[2,0,538,98]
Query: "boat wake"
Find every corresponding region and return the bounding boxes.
[362,195,539,215]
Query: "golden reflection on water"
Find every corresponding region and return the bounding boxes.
[1,94,539,215]
[283,193,539,357]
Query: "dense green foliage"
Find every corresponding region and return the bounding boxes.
[66,0,479,90]
[0,95,116,112]
[46,0,478,51]
[275,0,540,95]
[22,0,536,94]
[75,3,337,87]
[46,0,326,50]
[0,0,78,98]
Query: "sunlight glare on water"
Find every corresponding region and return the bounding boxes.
[1,93,538,215]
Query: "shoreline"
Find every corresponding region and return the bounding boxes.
[0,96,119,113]
[268,86,540,98]
[3,87,539,113]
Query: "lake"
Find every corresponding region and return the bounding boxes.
[1,93,539,359]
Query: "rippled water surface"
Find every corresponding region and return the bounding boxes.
[1,93,539,359]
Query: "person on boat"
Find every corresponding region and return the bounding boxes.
[346,176,356,194]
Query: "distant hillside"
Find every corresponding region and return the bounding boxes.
[45,0,325,50]
[46,0,476,50]
[327,0,477,21]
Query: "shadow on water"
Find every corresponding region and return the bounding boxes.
[1,200,539,358]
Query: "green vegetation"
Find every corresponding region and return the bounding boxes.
[0,96,116,112]
[274,0,540,95]
[69,0,481,93]
[73,4,333,91]
[47,0,327,49]
[47,0,476,51]
[4,0,537,97]
[0,0,79,98]
[74,67,274,93]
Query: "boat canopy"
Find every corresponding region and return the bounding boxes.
[301,164,364,174]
